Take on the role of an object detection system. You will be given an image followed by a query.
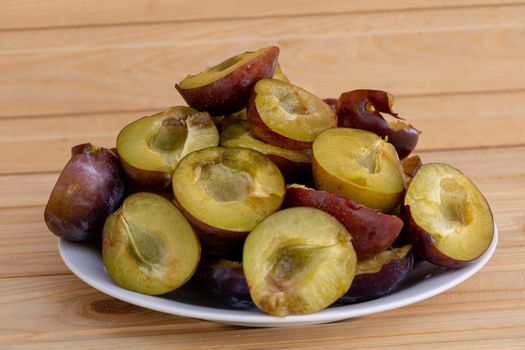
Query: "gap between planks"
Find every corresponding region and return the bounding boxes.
[0,0,524,32]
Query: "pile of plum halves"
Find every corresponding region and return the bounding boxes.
[45,46,494,317]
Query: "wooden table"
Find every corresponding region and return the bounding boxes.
[1,1,524,348]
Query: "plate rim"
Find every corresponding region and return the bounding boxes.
[58,222,498,327]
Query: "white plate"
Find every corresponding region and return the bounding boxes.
[59,223,498,327]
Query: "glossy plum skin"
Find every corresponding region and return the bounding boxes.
[323,98,338,112]
[338,246,414,304]
[119,156,171,191]
[203,262,254,309]
[266,154,312,184]
[336,89,420,159]
[44,144,126,241]
[176,47,279,115]
[191,223,244,260]
[283,186,403,259]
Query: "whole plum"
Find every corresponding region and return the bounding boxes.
[44,143,126,241]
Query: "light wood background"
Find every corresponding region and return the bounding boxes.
[1,1,524,349]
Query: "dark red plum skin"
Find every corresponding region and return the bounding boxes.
[266,154,312,184]
[118,155,172,192]
[176,47,279,116]
[44,144,126,241]
[323,98,338,112]
[336,89,420,159]
[338,247,414,304]
[203,264,254,309]
[172,198,246,259]
[283,186,404,259]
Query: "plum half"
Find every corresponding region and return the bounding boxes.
[284,185,403,259]
[203,260,253,309]
[247,79,336,150]
[339,245,413,304]
[44,143,126,241]
[103,192,200,295]
[403,163,494,268]
[336,90,420,159]
[220,121,312,182]
[116,106,219,191]
[176,46,279,115]
[312,127,405,212]
[172,146,285,240]
[243,207,357,316]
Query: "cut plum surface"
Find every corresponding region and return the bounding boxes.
[172,147,285,238]
[220,121,311,182]
[243,207,357,316]
[117,106,219,191]
[247,79,336,149]
[272,63,290,82]
[312,127,405,212]
[403,163,494,267]
[44,144,126,241]
[103,192,200,295]
[176,46,279,115]
[336,89,420,159]
[339,245,413,303]
[284,185,403,259]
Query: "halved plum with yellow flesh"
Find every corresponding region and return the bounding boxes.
[272,63,290,82]
[284,184,403,259]
[212,109,247,133]
[403,163,494,268]
[220,121,311,182]
[247,79,336,150]
[243,207,357,316]
[176,46,279,115]
[337,90,420,159]
[102,192,200,295]
[339,245,413,304]
[402,154,423,184]
[203,260,253,309]
[116,106,219,191]
[172,147,285,240]
[312,128,405,212]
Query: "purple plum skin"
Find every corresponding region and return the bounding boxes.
[336,89,420,159]
[44,144,126,241]
[338,247,414,304]
[203,264,254,309]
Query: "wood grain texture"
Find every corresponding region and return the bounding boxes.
[2,90,525,174]
[1,0,522,30]
[1,5,524,118]
[1,263,524,348]
[1,1,524,348]
[0,207,69,278]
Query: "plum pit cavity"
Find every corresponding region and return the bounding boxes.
[196,163,254,202]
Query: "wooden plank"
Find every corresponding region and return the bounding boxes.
[0,0,522,30]
[1,146,523,279]
[2,90,525,175]
[0,5,524,118]
[0,207,69,278]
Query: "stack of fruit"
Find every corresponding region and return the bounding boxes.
[44,46,494,317]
